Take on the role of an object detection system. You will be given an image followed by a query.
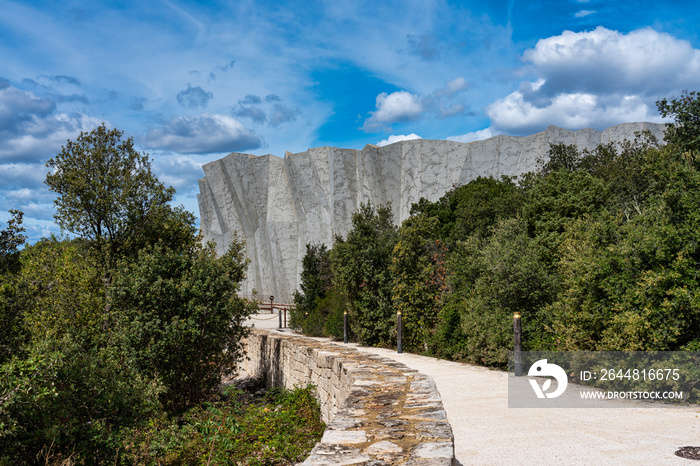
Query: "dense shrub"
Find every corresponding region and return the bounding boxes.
[109,240,256,413]
[0,338,162,464]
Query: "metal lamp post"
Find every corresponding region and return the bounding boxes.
[513,311,523,376]
[343,310,348,343]
[397,310,403,354]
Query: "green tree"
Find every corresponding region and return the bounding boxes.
[19,238,105,349]
[45,124,183,274]
[390,214,447,353]
[331,202,398,347]
[0,337,162,464]
[450,176,522,242]
[550,145,700,351]
[657,90,700,153]
[0,210,26,275]
[0,210,28,362]
[522,169,608,256]
[444,218,556,366]
[109,239,255,413]
[290,243,333,332]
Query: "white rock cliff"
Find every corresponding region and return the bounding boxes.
[197,122,666,302]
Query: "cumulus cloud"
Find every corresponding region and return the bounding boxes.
[488,88,662,135]
[362,78,469,132]
[362,91,424,131]
[143,114,264,154]
[376,133,422,146]
[447,127,497,143]
[0,162,49,189]
[486,27,700,135]
[177,84,213,108]
[524,27,700,97]
[0,84,102,163]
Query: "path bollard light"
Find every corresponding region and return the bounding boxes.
[269,295,274,314]
[278,305,282,328]
[513,311,523,376]
[397,310,403,354]
[343,309,348,343]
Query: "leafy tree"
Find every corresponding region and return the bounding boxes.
[409,176,522,246]
[331,202,398,347]
[390,214,447,353]
[0,210,26,275]
[290,243,333,332]
[109,239,256,413]
[657,90,700,153]
[450,176,522,242]
[538,143,581,175]
[45,124,179,273]
[522,169,608,256]
[0,210,28,362]
[444,218,556,366]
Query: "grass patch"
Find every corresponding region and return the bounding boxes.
[122,385,325,465]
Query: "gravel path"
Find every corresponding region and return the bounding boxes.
[246,313,700,465]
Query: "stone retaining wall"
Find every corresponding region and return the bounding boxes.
[239,329,455,465]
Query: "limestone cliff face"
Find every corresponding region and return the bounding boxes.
[197,122,666,302]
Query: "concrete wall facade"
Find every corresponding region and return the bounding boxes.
[239,329,455,465]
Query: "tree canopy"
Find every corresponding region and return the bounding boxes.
[45,124,179,270]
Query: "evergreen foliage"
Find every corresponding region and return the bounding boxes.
[293,92,700,368]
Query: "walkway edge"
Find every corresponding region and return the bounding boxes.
[239,328,456,465]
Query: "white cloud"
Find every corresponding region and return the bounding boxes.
[447,128,497,143]
[362,77,469,132]
[362,91,424,131]
[488,89,663,135]
[486,27,700,135]
[523,27,700,96]
[444,77,468,95]
[376,133,422,146]
[574,10,596,18]
[0,162,49,188]
[143,114,264,154]
[0,112,103,163]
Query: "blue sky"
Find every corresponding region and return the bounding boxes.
[2,0,700,243]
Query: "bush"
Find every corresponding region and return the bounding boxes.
[0,337,162,464]
[109,239,256,413]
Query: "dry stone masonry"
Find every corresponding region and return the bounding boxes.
[198,123,666,302]
[239,329,455,465]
